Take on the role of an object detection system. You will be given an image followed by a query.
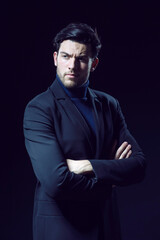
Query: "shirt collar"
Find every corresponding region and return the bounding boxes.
[56,74,89,99]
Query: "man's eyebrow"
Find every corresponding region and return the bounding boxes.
[59,51,70,55]
[59,51,88,57]
[79,52,88,56]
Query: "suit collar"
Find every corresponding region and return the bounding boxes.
[49,78,67,100]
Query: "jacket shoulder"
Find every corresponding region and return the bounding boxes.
[25,87,54,110]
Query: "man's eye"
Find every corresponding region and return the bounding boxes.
[78,57,87,62]
[62,55,69,59]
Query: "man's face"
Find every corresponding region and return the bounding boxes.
[53,40,98,88]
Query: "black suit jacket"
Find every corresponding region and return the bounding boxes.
[23,78,145,240]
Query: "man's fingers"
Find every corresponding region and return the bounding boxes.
[115,141,128,159]
[126,150,132,158]
[115,142,132,159]
[119,144,132,159]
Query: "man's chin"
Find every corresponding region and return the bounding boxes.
[63,79,78,89]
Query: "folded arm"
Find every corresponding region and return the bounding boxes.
[24,97,145,200]
[67,141,132,174]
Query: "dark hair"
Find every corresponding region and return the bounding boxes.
[52,23,102,59]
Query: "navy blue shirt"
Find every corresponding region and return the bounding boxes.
[56,75,96,136]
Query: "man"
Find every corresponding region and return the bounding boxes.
[23,23,145,240]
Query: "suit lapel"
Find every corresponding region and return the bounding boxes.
[88,88,105,158]
[49,79,96,155]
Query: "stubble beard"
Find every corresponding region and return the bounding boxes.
[57,70,87,89]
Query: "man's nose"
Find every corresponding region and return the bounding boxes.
[68,57,78,70]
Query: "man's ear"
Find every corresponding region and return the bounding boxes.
[91,58,99,72]
[53,52,58,66]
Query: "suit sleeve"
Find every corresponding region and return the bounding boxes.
[90,100,146,186]
[23,100,98,199]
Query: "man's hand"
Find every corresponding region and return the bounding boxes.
[66,159,93,175]
[115,141,132,159]
[110,140,132,159]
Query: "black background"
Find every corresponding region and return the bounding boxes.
[2,0,160,239]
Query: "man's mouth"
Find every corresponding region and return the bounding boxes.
[65,73,78,78]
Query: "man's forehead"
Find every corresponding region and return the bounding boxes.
[59,40,92,56]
